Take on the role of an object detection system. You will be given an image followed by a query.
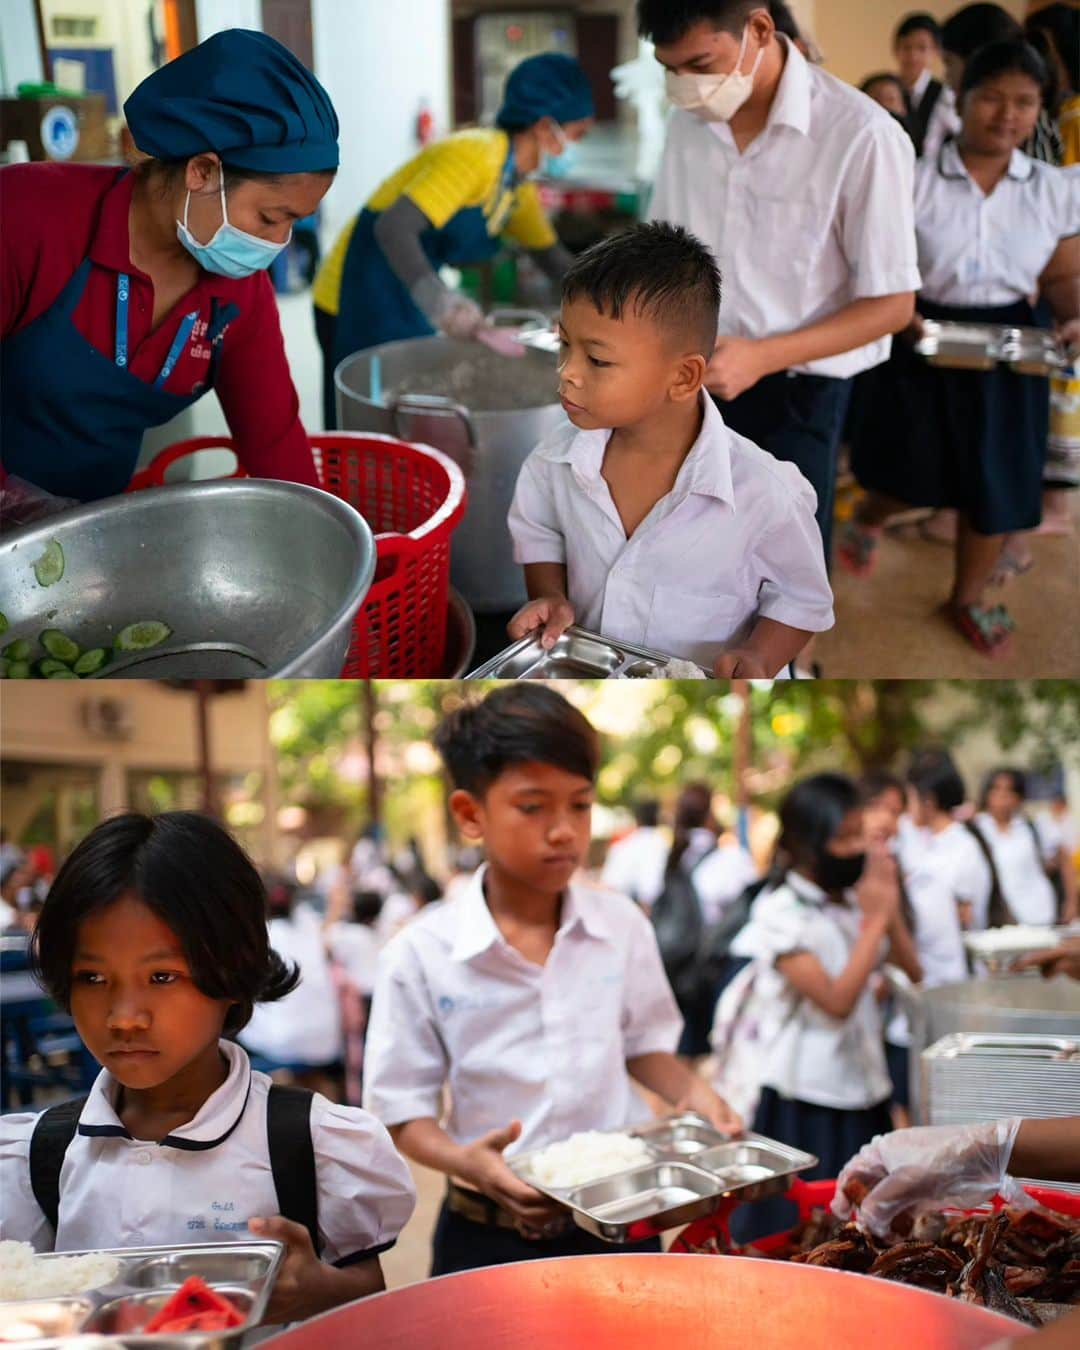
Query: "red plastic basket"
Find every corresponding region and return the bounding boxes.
[671,1177,1080,1254]
[127,433,467,677]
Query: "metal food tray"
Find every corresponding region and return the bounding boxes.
[0,1241,284,1349]
[508,1115,817,1242]
[466,627,707,680]
[962,925,1074,974]
[916,321,1065,375]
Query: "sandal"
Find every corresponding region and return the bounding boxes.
[989,548,1034,588]
[950,602,1015,657]
[886,511,957,545]
[836,520,881,577]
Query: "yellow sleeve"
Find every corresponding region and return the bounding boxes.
[369,135,504,231]
[503,181,558,251]
[1060,98,1080,169]
[312,215,359,316]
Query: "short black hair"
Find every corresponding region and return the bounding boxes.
[775,773,860,877]
[638,0,759,44]
[435,685,600,798]
[981,766,1028,806]
[960,38,1049,101]
[634,799,661,829]
[860,72,908,97]
[769,1,801,43]
[562,222,721,359]
[896,12,943,45]
[907,750,966,813]
[858,770,906,804]
[352,889,384,925]
[942,4,1021,59]
[1027,4,1080,98]
[32,812,299,1033]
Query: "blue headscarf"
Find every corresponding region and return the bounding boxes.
[496,53,595,132]
[124,29,338,173]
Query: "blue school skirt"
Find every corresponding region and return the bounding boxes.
[851,299,1050,536]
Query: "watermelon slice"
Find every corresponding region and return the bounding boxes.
[142,1276,245,1333]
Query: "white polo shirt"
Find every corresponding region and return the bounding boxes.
[601,826,671,909]
[728,872,892,1110]
[904,820,994,933]
[0,1040,416,1258]
[973,813,1058,928]
[916,143,1080,307]
[362,867,683,1153]
[650,35,921,379]
[508,394,834,670]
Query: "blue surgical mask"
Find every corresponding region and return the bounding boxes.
[176,172,291,278]
[542,122,579,179]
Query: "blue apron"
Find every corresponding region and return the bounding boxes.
[331,148,520,367]
[1,255,231,503]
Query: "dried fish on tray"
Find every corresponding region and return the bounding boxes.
[0,1241,283,1348]
[466,627,708,680]
[508,1115,817,1242]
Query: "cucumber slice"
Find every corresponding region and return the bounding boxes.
[0,658,8,679]
[38,658,71,677]
[40,629,81,664]
[73,648,110,676]
[116,621,172,652]
[47,668,79,680]
[0,612,7,636]
[33,539,65,587]
[4,639,33,662]
[7,660,31,679]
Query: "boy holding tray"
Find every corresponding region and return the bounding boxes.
[363,685,740,1274]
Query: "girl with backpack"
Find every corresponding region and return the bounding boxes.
[971,768,1065,926]
[0,813,415,1324]
[711,774,921,1240]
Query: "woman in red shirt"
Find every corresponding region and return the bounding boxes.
[1,28,337,507]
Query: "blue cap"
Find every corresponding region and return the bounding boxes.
[124,29,338,173]
[496,53,595,131]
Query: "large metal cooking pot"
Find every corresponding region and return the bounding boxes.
[0,481,376,678]
[262,1254,1024,1350]
[335,331,564,613]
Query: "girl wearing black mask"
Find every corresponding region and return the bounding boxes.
[715,774,920,1241]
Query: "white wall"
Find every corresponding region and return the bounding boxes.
[312,0,451,241]
[0,0,44,96]
[195,0,262,40]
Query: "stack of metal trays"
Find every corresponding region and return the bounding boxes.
[921,1033,1080,1193]
[915,321,1066,375]
[467,627,708,680]
[963,925,1075,975]
[508,1115,817,1242]
[0,1241,283,1349]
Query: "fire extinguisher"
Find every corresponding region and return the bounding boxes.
[416,99,434,146]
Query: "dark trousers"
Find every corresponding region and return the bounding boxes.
[313,303,338,432]
[718,372,853,563]
[430,1200,662,1277]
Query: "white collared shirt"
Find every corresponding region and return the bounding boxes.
[915,143,1080,307]
[919,83,961,163]
[692,843,760,928]
[973,813,1058,928]
[362,867,682,1152]
[238,905,344,1066]
[601,826,671,909]
[900,820,993,933]
[0,1040,416,1258]
[508,395,834,669]
[650,36,921,379]
[727,872,892,1110]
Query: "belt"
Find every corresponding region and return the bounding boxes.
[446,1182,520,1231]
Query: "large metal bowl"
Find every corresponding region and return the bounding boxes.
[0,481,375,678]
[261,1254,1026,1350]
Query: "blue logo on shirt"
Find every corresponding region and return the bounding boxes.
[437,996,455,1015]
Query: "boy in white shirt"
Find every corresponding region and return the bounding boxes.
[363,685,740,1275]
[507,223,833,678]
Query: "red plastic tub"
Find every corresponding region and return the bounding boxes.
[128,434,466,677]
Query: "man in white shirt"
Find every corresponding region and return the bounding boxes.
[641,0,920,562]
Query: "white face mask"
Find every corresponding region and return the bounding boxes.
[665,25,765,123]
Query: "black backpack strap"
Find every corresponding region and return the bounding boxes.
[963,820,1016,928]
[29,1096,87,1233]
[266,1085,319,1256]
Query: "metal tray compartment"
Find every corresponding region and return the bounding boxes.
[999,326,1066,376]
[916,322,999,370]
[963,925,1074,974]
[0,1241,283,1348]
[509,1116,817,1242]
[467,627,703,680]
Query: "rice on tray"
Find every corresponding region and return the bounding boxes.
[524,1131,651,1189]
[0,1241,120,1301]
